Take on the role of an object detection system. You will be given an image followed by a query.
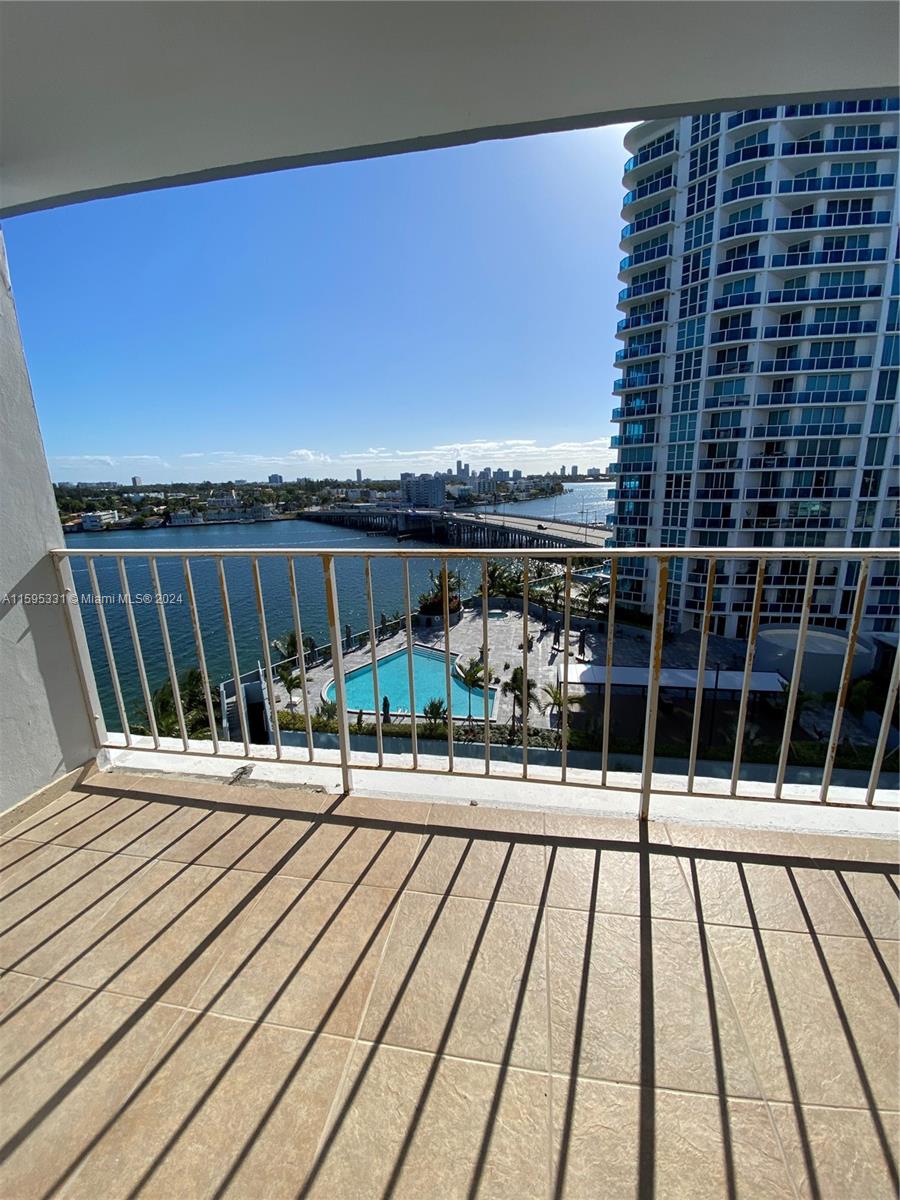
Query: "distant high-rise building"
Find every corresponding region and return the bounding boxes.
[561,464,566,476]
[609,97,900,638]
[131,475,142,487]
[570,465,579,477]
[402,475,446,507]
[456,458,463,477]
[268,473,283,486]
[356,468,362,484]
[512,469,522,480]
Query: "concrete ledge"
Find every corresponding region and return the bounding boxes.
[0,757,98,836]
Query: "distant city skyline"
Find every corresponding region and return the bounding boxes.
[4,123,631,483]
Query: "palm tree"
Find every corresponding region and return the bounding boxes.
[546,576,565,613]
[423,697,448,736]
[481,560,511,598]
[273,629,297,660]
[540,682,565,723]
[276,661,299,711]
[137,668,219,740]
[458,657,485,723]
[502,666,539,735]
[581,580,605,617]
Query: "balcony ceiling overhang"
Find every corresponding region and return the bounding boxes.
[1,0,897,218]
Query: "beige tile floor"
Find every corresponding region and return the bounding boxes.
[0,770,897,1199]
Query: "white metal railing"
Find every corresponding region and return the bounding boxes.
[50,545,899,817]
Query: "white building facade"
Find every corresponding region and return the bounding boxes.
[610,98,900,638]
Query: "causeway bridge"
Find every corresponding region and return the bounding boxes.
[300,506,612,550]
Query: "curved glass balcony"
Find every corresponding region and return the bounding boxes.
[767,284,882,303]
[724,143,775,166]
[620,207,673,241]
[709,327,757,343]
[781,135,898,155]
[761,321,877,338]
[727,107,778,130]
[623,133,677,176]
[707,361,753,376]
[719,218,768,241]
[759,355,872,371]
[770,248,887,267]
[619,243,672,272]
[716,255,765,275]
[622,174,675,207]
[618,277,669,302]
[616,309,667,333]
[774,211,891,231]
[721,180,773,205]
[611,401,660,421]
[713,291,761,311]
[755,389,868,405]
[784,98,899,116]
[778,173,895,194]
[751,422,862,438]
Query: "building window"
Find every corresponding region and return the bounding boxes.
[690,112,721,145]
[679,283,708,318]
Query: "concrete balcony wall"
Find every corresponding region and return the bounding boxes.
[0,235,97,810]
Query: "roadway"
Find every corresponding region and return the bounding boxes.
[447,510,612,548]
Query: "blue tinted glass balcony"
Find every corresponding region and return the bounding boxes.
[713,291,761,311]
[616,309,666,332]
[699,457,743,470]
[774,211,891,231]
[620,207,673,241]
[778,173,895,194]
[623,174,675,206]
[781,135,898,155]
[613,372,662,391]
[693,517,738,529]
[615,342,664,362]
[721,181,772,204]
[701,425,747,439]
[618,277,669,301]
[727,107,778,130]
[623,134,677,175]
[784,98,899,116]
[770,248,887,267]
[745,486,852,500]
[724,143,775,166]
[611,401,660,421]
[761,321,877,338]
[719,218,768,241]
[608,460,655,474]
[704,393,750,409]
[716,255,765,276]
[767,285,882,304]
[709,327,757,343]
[751,422,862,437]
[619,243,672,271]
[707,361,753,377]
[759,355,872,371]
[610,432,658,447]
[695,487,741,499]
[755,389,868,405]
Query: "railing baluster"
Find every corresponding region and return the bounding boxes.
[217,557,250,756]
[730,558,767,796]
[322,555,353,794]
[687,558,717,791]
[182,557,220,755]
[865,642,899,807]
[252,557,282,761]
[521,556,529,780]
[402,560,418,770]
[560,557,573,783]
[639,555,669,820]
[482,559,491,777]
[601,557,617,787]
[148,556,189,751]
[820,559,870,803]
[774,557,818,800]
[116,556,159,749]
[86,556,131,746]
[441,558,454,773]
[364,558,384,767]
[53,555,105,750]
[287,557,314,762]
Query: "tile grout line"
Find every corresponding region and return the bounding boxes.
[310,806,435,1166]
[664,820,803,1200]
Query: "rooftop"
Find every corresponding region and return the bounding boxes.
[1,768,897,1198]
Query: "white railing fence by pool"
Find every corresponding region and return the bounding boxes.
[50,546,899,817]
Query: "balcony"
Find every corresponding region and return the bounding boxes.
[716,254,766,276]
[726,106,778,129]
[755,389,868,406]
[781,134,898,154]
[767,284,882,304]
[707,361,753,377]
[613,372,662,391]
[610,432,657,447]
[618,276,670,302]
[713,290,761,311]
[761,322,878,338]
[721,180,772,204]
[745,486,852,500]
[611,400,660,420]
[699,456,743,470]
[770,249,887,268]
[704,393,750,410]
[622,132,677,175]
[620,206,674,242]
[759,356,873,372]
[723,142,775,166]
[718,217,768,241]
[778,173,895,194]
[751,422,863,439]
[774,211,892,231]
[614,342,664,362]
[784,98,900,116]
[622,173,675,208]
[616,309,667,333]
[619,243,672,273]
[710,326,757,343]
[701,425,747,439]
[695,487,740,499]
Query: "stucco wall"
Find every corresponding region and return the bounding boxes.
[0,234,98,810]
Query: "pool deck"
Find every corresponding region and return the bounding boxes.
[272,610,748,731]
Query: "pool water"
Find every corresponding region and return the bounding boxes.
[325,645,496,717]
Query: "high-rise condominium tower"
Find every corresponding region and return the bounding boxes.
[610,98,899,639]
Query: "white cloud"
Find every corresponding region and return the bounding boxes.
[49,437,613,482]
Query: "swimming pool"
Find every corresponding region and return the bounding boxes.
[324,645,497,717]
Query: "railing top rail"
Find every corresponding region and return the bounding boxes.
[49,545,897,561]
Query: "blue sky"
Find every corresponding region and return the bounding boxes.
[5,123,632,483]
